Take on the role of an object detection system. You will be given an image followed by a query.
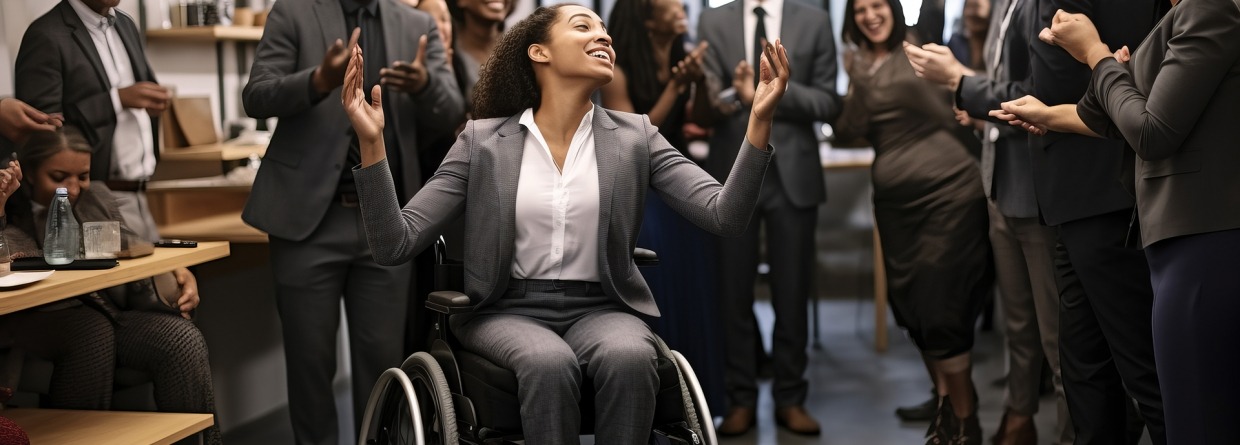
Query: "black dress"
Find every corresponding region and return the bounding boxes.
[838,49,992,358]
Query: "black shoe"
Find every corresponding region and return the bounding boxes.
[897,390,940,422]
[926,396,982,445]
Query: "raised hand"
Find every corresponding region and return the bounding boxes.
[0,98,61,143]
[343,46,386,148]
[381,35,431,94]
[751,39,790,122]
[989,95,1050,135]
[313,28,362,94]
[118,82,171,116]
[1039,9,1111,68]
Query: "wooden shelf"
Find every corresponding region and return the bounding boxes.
[146,26,263,42]
[161,142,267,162]
[4,408,214,445]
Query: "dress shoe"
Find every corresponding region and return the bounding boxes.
[927,396,982,445]
[990,411,1037,445]
[775,406,821,436]
[717,407,756,437]
[897,389,940,422]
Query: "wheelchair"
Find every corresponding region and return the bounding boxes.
[358,238,717,444]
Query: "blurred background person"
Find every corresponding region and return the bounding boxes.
[837,0,992,442]
[600,0,724,413]
[447,0,515,114]
[698,0,841,436]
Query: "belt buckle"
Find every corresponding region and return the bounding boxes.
[339,192,359,208]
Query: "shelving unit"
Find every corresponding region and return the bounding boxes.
[146,26,264,129]
[160,141,267,162]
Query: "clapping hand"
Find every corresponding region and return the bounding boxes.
[989,95,1051,135]
[313,28,362,94]
[733,59,755,107]
[343,46,385,146]
[903,42,971,90]
[751,39,790,122]
[381,35,432,94]
[0,156,22,208]
[1039,10,1112,68]
[671,41,709,91]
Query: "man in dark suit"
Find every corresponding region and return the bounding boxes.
[698,0,840,435]
[905,0,1072,442]
[15,0,170,242]
[1025,0,1167,443]
[242,0,463,443]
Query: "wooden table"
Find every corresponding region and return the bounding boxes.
[2,408,214,445]
[0,241,231,315]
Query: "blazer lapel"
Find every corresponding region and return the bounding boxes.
[493,115,526,283]
[313,0,347,55]
[115,15,151,82]
[60,4,111,92]
[592,106,620,265]
[722,2,746,70]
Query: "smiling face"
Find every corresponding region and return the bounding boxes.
[31,148,91,207]
[458,0,513,24]
[419,0,454,51]
[646,0,688,37]
[852,0,894,47]
[529,5,615,86]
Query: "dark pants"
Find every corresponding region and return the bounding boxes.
[1056,209,1165,445]
[719,167,817,409]
[269,202,412,445]
[1147,228,1240,445]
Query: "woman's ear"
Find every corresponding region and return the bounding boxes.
[528,43,551,64]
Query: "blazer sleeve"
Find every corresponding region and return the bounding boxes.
[354,120,472,265]
[241,0,321,119]
[1083,0,1240,162]
[957,73,1032,122]
[646,115,771,237]
[15,27,115,138]
[404,18,465,140]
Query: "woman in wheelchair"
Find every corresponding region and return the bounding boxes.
[342,4,788,443]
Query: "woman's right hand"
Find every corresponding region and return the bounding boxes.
[342,46,385,147]
[0,160,23,209]
[750,39,790,122]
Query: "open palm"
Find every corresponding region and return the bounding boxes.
[342,46,385,143]
[751,39,790,122]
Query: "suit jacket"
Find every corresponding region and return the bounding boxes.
[15,1,159,181]
[1076,0,1240,246]
[698,0,840,208]
[1026,0,1165,225]
[957,0,1038,218]
[353,107,772,317]
[242,0,464,241]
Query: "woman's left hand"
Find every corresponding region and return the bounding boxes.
[1039,9,1112,68]
[989,95,1051,135]
[172,267,200,319]
[751,39,790,122]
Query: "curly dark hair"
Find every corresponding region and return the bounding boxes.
[608,0,686,113]
[471,5,568,119]
[841,0,908,53]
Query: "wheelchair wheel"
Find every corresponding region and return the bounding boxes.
[358,368,424,445]
[401,351,459,444]
[671,350,718,445]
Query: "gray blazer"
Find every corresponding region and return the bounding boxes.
[698,0,840,208]
[242,0,464,241]
[15,1,159,181]
[1077,0,1240,246]
[354,107,772,317]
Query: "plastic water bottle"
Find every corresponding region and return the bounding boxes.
[44,187,80,265]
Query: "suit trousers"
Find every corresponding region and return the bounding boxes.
[988,202,1073,444]
[719,165,817,409]
[1146,228,1240,445]
[451,279,659,445]
[269,202,411,445]
[1055,209,1165,445]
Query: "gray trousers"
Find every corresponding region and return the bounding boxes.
[452,279,659,445]
[988,202,1072,444]
[269,202,411,445]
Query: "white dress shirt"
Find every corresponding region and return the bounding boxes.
[511,108,601,282]
[69,0,156,181]
[743,0,784,68]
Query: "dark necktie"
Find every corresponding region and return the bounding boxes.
[753,6,767,87]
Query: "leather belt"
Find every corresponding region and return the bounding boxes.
[337,192,359,208]
[104,179,148,192]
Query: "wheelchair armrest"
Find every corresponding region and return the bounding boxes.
[426,291,474,315]
[634,248,659,267]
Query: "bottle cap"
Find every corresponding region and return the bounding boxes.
[55,187,68,196]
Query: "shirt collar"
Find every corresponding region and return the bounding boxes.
[745,0,783,19]
[69,0,117,30]
[518,107,595,134]
[341,0,381,17]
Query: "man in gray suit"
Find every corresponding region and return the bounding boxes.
[698,0,840,435]
[242,0,463,443]
[905,0,1071,442]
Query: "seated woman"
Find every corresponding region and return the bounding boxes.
[0,127,220,445]
[343,4,788,443]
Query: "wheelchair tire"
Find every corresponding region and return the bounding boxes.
[671,350,718,445]
[402,351,459,444]
[358,368,425,445]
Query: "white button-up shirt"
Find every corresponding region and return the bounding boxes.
[511,108,601,282]
[69,0,156,181]
[744,0,784,68]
